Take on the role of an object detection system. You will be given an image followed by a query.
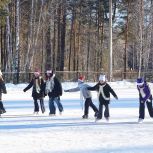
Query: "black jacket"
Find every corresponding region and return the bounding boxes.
[0,79,7,100]
[24,76,45,99]
[88,82,118,104]
[46,77,62,98]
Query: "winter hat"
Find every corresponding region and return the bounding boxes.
[99,74,106,81]
[46,69,54,77]
[78,76,85,82]
[137,78,144,86]
[46,70,53,74]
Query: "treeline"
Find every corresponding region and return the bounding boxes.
[0,0,153,83]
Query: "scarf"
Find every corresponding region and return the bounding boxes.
[45,75,55,94]
[35,77,41,93]
[138,87,145,98]
[98,84,110,101]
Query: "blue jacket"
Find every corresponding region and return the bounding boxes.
[66,81,92,99]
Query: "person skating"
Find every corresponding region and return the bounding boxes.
[136,78,153,123]
[88,75,118,122]
[45,70,63,116]
[64,76,98,119]
[0,70,7,117]
[23,69,45,114]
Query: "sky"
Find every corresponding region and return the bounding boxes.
[0,81,153,153]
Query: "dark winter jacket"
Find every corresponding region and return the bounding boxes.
[23,76,45,99]
[88,82,118,104]
[45,76,62,98]
[137,82,152,103]
[0,78,7,100]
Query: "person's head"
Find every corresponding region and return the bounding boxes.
[137,78,144,87]
[99,74,106,84]
[46,70,54,78]
[34,69,40,78]
[78,76,85,84]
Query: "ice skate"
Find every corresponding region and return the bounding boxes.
[95,117,101,122]
[49,113,55,117]
[138,118,143,123]
[94,112,99,117]
[59,111,62,115]
[33,111,39,115]
[82,114,88,119]
[105,117,109,123]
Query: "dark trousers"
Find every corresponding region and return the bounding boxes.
[49,97,63,114]
[84,98,98,115]
[97,103,109,119]
[0,101,6,114]
[33,98,45,113]
[139,101,153,119]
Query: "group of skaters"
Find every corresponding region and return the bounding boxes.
[0,69,153,123]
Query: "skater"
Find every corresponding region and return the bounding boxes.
[136,78,153,123]
[88,74,118,122]
[64,76,98,119]
[23,69,45,114]
[0,70,7,116]
[45,70,63,116]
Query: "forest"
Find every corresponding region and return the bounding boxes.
[0,0,153,83]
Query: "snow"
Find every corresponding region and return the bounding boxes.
[1,81,153,153]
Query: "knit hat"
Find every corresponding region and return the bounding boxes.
[46,69,54,77]
[78,76,85,82]
[46,70,53,74]
[137,78,144,86]
[99,74,106,81]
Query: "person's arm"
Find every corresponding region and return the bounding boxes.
[108,84,118,99]
[87,83,98,91]
[55,78,63,96]
[23,79,34,92]
[64,87,80,92]
[143,84,151,102]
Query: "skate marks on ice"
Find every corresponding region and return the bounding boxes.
[0,114,153,130]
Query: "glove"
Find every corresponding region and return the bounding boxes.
[64,90,69,92]
[147,99,151,102]
[23,89,26,92]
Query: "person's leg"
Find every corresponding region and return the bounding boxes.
[84,98,91,116]
[97,104,103,119]
[55,97,63,113]
[146,101,153,118]
[49,97,56,115]
[40,98,45,113]
[89,99,98,114]
[33,98,39,113]
[139,102,145,119]
[0,100,6,113]
[104,104,110,121]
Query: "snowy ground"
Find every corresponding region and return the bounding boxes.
[1,81,153,153]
